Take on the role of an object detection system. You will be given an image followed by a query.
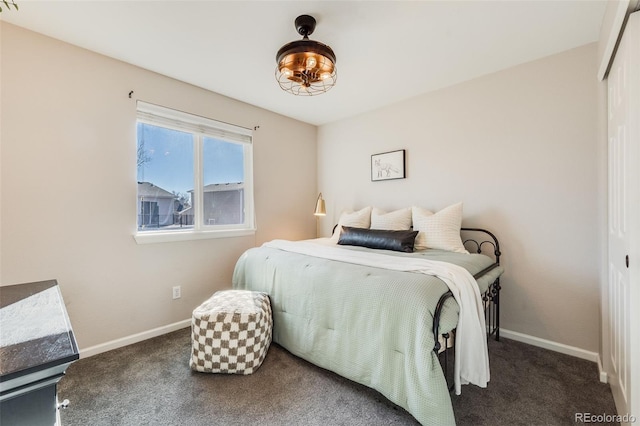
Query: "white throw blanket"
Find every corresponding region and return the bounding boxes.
[264,239,490,395]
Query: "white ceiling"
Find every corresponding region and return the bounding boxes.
[2,0,607,126]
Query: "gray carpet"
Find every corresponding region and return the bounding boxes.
[58,328,617,425]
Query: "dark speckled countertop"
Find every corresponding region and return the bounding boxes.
[0,280,79,383]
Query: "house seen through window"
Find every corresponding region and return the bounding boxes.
[136,102,254,236]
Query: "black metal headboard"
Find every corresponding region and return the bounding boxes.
[461,227,501,265]
[460,228,501,280]
[433,227,502,355]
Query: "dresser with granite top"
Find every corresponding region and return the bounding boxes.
[0,280,79,426]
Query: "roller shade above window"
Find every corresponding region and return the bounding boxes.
[137,101,252,145]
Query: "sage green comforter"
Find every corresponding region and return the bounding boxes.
[232,241,504,425]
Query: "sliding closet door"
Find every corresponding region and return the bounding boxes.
[607,11,639,422]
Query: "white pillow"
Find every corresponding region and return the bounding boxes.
[412,202,468,253]
[370,207,412,230]
[331,206,372,241]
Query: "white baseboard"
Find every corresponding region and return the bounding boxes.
[79,319,191,359]
[597,355,608,384]
[501,328,607,384]
[500,328,600,364]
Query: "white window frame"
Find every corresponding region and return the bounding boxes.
[134,101,255,244]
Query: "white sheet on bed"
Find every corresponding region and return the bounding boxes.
[264,239,490,395]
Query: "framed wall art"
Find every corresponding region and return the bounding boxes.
[371,149,406,181]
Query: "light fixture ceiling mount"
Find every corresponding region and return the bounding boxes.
[275,15,337,96]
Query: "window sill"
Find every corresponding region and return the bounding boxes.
[133,228,256,244]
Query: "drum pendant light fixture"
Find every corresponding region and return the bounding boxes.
[275,15,337,96]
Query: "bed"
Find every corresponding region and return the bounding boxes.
[232,225,503,426]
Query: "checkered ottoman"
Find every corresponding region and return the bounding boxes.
[190,290,272,374]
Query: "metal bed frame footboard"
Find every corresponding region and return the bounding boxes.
[432,227,502,391]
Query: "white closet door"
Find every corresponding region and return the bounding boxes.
[607,11,640,422]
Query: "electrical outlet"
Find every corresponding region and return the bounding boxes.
[172,286,181,300]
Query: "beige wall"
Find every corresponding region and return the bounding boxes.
[318,43,602,352]
[0,23,317,349]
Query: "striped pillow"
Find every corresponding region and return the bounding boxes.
[412,203,468,253]
[370,207,412,230]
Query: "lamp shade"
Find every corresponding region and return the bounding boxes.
[314,193,326,216]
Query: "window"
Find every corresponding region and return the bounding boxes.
[135,102,254,243]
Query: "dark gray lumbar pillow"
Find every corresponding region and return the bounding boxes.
[337,226,419,253]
